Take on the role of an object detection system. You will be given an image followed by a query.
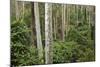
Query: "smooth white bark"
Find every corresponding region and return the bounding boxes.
[34,2,43,60]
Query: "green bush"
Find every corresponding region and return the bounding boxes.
[11,42,41,66]
[53,41,95,63]
[53,41,79,63]
[11,17,41,66]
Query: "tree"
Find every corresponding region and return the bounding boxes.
[31,2,36,46]
[66,4,70,37]
[22,1,25,18]
[53,5,57,40]
[15,0,19,20]
[62,4,66,41]
[45,3,53,64]
[53,15,56,40]
[76,5,79,26]
[34,2,43,62]
[80,5,84,24]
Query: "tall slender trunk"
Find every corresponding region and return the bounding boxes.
[76,5,79,26]
[88,6,91,29]
[86,6,88,25]
[31,3,36,47]
[22,1,25,18]
[55,14,57,40]
[91,6,95,40]
[45,3,53,64]
[67,5,70,33]
[88,6,92,40]
[66,4,70,38]
[15,0,19,20]
[54,17,56,40]
[62,4,66,41]
[49,4,53,63]
[34,2,43,62]
[81,5,84,24]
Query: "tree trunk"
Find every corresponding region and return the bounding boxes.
[62,4,66,41]
[67,5,70,35]
[88,6,91,29]
[34,2,43,62]
[76,5,79,26]
[88,6,93,40]
[22,1,25,18]
[31,3,36,47]
[15,0,19,20]
[66,4,69,38]
[54,17,56,40]
[81,5,84,24]
[45,3,53,64]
